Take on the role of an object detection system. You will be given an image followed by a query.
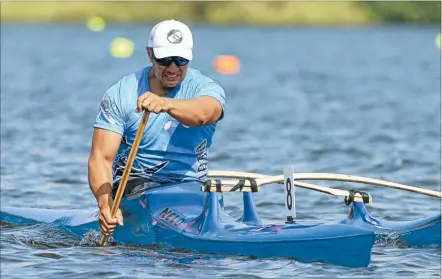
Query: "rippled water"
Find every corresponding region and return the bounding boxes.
[1,23,441,278]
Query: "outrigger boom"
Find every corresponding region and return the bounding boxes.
[207,169,442,199]
[204,166,441,232]
[203,172,373,204]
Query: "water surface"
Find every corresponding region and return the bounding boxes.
[1,23,441,278]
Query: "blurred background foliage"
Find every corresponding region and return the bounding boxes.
[1,1,440,25]
[360,1,441,24]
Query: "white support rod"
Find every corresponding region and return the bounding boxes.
[208,170,441,198]
[208,178,373,203]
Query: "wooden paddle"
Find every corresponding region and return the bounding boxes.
[100,110,149,246]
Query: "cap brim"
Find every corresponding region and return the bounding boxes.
[153,47,193,60]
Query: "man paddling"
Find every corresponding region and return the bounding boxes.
[88,19,226,237]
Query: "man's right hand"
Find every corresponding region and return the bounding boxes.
[99,203,124,236]
[136,91,170,114]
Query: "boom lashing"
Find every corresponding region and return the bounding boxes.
[231,178,259,192]
[203,179,222,192]
[202,178,260,192]
[344,189,371,205]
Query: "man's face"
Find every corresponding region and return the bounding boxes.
[148,48,189,88]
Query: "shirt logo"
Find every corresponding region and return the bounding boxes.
[167,29,183,44]
[99,93,118,125]
[195,139,208,180]
[113,159,169,180]
[164,120,172,131]
[194,139,207,154]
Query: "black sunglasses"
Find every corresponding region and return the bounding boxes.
[153,55,189,67]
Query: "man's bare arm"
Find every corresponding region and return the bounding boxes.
[88,128,122,208]
[164,96,223,127]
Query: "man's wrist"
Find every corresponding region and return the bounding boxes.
[93,182,113,209]
[162,97,174,113]
[97,194,112,209]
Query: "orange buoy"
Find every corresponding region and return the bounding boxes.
[213,55,240,75]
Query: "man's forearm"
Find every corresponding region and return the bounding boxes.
[88,154,114,208]
[163,97,220,127]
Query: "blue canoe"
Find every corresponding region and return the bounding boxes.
[1,181,440,268]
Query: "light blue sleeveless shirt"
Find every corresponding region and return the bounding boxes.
[93,66,226,184]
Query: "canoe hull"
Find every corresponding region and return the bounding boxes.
[2,181,440,267]
[0,182,375,268]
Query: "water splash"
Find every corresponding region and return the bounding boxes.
[375,232,408,247]
[79,230,115,247]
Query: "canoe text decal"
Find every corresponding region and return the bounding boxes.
[158,207,187,229]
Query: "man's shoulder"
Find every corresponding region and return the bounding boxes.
[105,66,149,102]
[186,68,217,84]
[119,66,150,86]
[185,68,223,90]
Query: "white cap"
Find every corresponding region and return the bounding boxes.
[148,19,193,61]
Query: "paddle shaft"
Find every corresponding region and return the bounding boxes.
[100,111,149,246]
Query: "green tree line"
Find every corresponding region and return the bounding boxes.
[359,1,441,24]
[1,1,440,25]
